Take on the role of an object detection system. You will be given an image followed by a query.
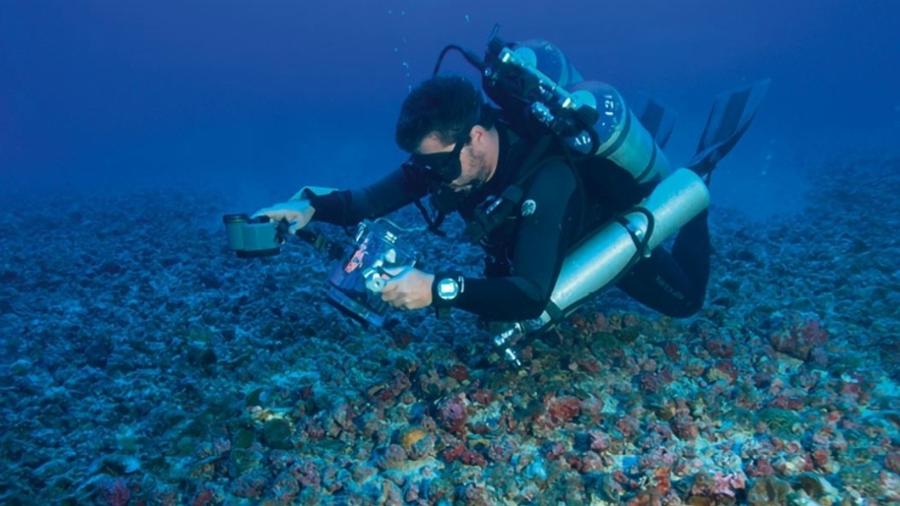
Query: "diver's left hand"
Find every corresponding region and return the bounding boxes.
[381,268,434,311]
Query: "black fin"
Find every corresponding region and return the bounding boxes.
[635,98,677,149]
[689,79,771,177]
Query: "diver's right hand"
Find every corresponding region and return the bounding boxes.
[252,200,316,234]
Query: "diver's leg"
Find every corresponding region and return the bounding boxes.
[670,209,711,295]
[616,210,710,317]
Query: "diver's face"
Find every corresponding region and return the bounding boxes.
[416,127,491,192]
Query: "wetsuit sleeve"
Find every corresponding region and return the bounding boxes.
[451,160,582,320]
[305,165,430,226]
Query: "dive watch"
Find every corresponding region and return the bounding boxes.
[432,272,464,310]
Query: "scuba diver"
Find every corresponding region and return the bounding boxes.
[251,38,768,354]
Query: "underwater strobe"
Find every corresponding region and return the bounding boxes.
[222,214,289,258]
[493,168,710,367]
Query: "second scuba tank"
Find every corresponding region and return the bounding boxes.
[493,168,709,366]
[567,81,670,185]
[483,39,670,186]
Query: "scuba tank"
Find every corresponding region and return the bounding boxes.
[493,168,709,366]
[480,39,671,185]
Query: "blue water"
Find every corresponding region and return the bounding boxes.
[2,0,898,219]
[2,3,900,504]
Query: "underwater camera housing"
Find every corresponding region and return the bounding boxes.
[326,219,417,328]
[223,212,415,328]
[222,214,289,258]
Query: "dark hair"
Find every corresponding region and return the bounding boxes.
[395,75,483,153]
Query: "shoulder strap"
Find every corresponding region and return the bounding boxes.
[464,134,556,243]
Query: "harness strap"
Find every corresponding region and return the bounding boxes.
[464,134,555,243]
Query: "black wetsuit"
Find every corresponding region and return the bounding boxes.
[307,123,710,321]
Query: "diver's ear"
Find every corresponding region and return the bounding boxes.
[470,125,487,145]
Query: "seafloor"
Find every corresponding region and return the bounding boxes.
[0,157,897,505]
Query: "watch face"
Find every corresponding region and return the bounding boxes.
[437,277,460,300]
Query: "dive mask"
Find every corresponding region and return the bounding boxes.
[403,134,468,184]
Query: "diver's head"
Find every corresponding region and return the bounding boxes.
[396,76,499,192]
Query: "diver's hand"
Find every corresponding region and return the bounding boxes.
[252,200,315,234]
[381,268,434,311]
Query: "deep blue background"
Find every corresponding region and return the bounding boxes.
[1,0,898,218]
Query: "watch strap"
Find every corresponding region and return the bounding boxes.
[431,271,464,310]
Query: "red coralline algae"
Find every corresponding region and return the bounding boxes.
[647,420,675,441]
[437,394,469,435]
[103,478,131,506]
[290,460,321,488]
[770,316,829,361]
[321,464,346,493]
[689,471,746,500]
[470,388,494,405]
[639,372,664,393]
[714,472,746,497]
[579,395,605,423]
[327,403,357,436]
[542,441,567,461]
[811,447,832,471]
[886,451,900,474]
[370,371,412,402]
[616,415,641,439]
[745,457,775,477]
[671,413,699,440]
[459,482,491,506]
[840,380,862,400]
[589,430,611,452]
[575,357,602,373]
[447,363,469,382]
[652,466,672,496]
[712,360,739,383]
[544,395,582,425]
[663,341,681,361]
[304,419,326,440]
[191,488,215,506]
[704,335,735,358]
[590,313,612,332]
[639,447,676,471]
[441,442,487,467]
[487,437,518,463]
[770,395,805,411]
